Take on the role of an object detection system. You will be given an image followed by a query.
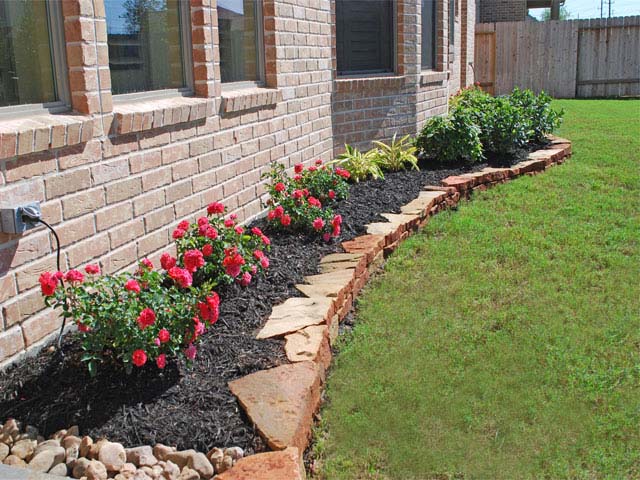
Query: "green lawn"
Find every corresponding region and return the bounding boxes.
[314,100,640,479]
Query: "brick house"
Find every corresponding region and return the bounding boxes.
[0,0,475,367]
[477,0,563,23]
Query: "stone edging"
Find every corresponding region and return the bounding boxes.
[220,136,573,479]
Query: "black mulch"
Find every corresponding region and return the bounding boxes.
[0,159,488,455]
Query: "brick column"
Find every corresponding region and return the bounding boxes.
[62,0,112,115]
[191,0,219,97]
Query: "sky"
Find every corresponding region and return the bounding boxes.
[530,0,640,20]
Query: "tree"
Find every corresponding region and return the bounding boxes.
[541,6,571,21]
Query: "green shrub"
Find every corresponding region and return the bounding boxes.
[331,144,384,182]
[415,111,484,165]
[481,95,532,156]
[372,134,419,172]
[508,87,564,143]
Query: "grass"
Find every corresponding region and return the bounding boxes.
[314,100,640,479]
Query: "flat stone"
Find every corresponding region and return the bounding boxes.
[297,268,355,298]
[342,234,385,262]
[256,297,333,339]
[441,175,474,190]
[214,447,305,480]
[228,362,322,451]
[366,221,399,237]
[0,443,9,462]
[48,462,69,476]
[284,325,331,372]
[318,252,363,274]
[381,212,421,230]
[0,464,71,479]
[400,191,444,215]
[3,455,26,467]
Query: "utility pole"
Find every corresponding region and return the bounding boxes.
[600,0,604,18]
[608,0,613,18]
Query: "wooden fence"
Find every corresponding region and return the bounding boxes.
[475,16,640,98]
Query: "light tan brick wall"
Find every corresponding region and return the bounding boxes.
[0,0,474,366]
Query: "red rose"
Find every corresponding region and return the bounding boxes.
[178,220,190,231]
[156,354,166,369]
[160,253,177,270]
[65,269,84,283]
[125,279,141,293]
[85,264,100,275]
[158,328,171,343]
[328,190,336,200]
[198,224,209,236]
[137,308,156,330]
[308,166,317,172]
[207,202,225,215]
[239,272,252,287]
[260,256,270,269]
[222,252,245,277]
[294,163,303,174]
[198,292,220,325]
[197,217,209,226]
[140,258,153,270]
[224,218,234,228]
[172,228,186,239]
[280,214,291,226]
[312,218,325,231]
[292,189,303,200]
[308,196,322,208]
[205,226,218,240]
[251,227,263,236]
[274,182,286,193]
[132,349,147,367]
[253,250,264,260]
[267,210,277,221]
[202,244,213,256]
[235,226,244,235]
[336,167,351,179]
[274,206,284,218]
[183,249,205,273]
[332,214,343,227]
[168,267,193,288]
[315,159,323,165]
[185,344,197,360]
[323,233,331,242]
[294,174,302,181]
[332,225,341,237]
[77,321,91,333]
[261,235,271,246]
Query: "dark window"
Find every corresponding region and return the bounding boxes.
[105,0,188,95]
[336,0,394,75]
[449,0,455,46]
[0,0,57,107]
[421,0,437,69]
[218,0,262,83]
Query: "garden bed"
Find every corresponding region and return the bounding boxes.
[0,160,486,457]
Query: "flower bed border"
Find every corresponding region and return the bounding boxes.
[218,135,572,479]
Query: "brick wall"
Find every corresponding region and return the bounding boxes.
[477,0,527,23]
[0,0,474,367]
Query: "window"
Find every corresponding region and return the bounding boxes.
[336,0,394,76]
[218,0,263,84]
[421,0,437,70]
[105,0,191,96]
[0,0,68,112]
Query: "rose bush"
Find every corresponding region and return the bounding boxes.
[169,202,270,288]
[40,261,218,375]
[263,162,346,240]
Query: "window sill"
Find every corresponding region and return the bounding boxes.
[334,75,407,93]
[220,87,281,114]
[113,96,215,135]
[0,113,93,160]
[420,71,449,86]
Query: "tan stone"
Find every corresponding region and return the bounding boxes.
[85,459,108,480]
[178,466,199,480]
[49,462,70,476]
[10,438,36,460]
[27,447,65,472]
[214,447,305,480]
[256,297,333,340]
[98,441,126,471]
[152,443,176,462]
[62,435,82,450]
[228,362,322,452]
[125,445,157,467]
[79,436,93,457]
[400,190,443,215]
[0,443,9,462]
[284,325,331,372]
[318,252,363,274]
[72,456,91,478]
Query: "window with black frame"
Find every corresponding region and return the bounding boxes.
[0,0,67,112]
[336,0,394,76]
[105,0,189,96]
[422,0,437,70]
[218,0,262,84]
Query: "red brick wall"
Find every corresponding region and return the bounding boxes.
[477,0,527,23]
[0,0,474,367]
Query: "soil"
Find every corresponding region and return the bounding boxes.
[0,158,496,455]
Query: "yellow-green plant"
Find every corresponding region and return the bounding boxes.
[372,134,419,172]
[330,144,384,183]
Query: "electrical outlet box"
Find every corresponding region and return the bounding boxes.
[0,202,41,234]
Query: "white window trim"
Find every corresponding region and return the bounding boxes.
[220,0,265,88]
[0,0,70,120]
[109,0,194,102]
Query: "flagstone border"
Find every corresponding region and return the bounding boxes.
[220,136,572,479]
